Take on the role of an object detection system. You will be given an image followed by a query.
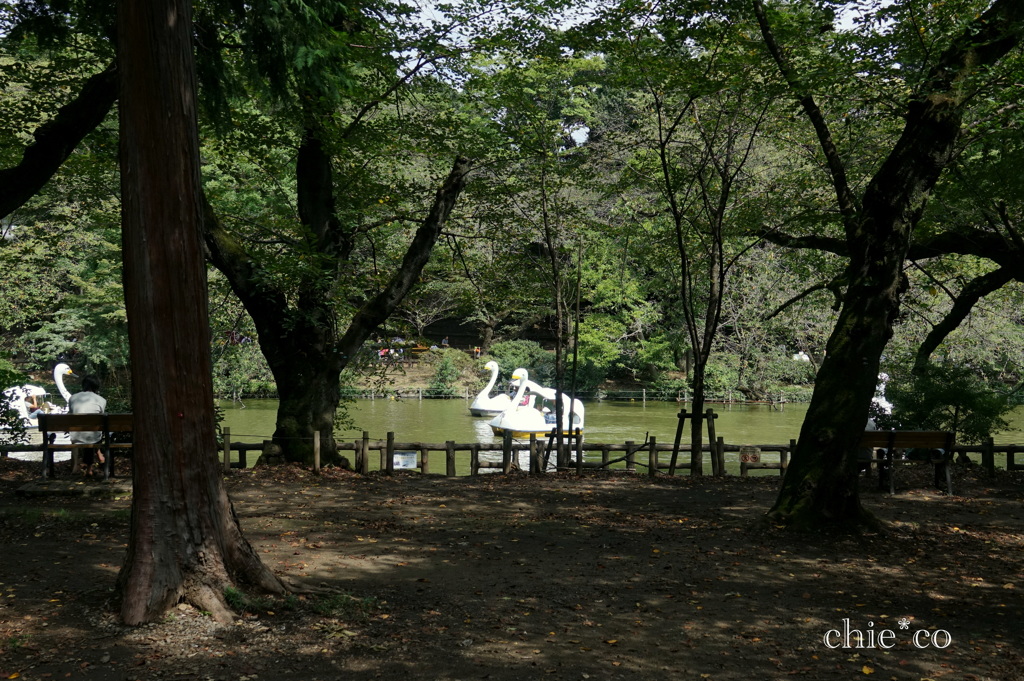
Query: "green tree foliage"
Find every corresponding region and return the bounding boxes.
[487,340,553,384]
[719,244,830,404]
[208,274,276,402]
[577,0,789,471]
[0,357,29,443]
[0,18,125,392]
[4,0,1024,484]
[458,49,600,402]
[425,350,461,398]
[882,363,1014,445]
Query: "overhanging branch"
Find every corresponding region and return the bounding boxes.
[0,62,118,220]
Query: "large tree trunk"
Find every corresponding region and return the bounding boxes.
[767,121,949,529]
[480,323,495,353]
[258,318,343,465]
[759,0,1024,530]
[116,0,283,624]
[273,362,342,462]
[768,232,906,529]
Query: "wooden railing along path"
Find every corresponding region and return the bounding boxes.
[4,428,1024,478]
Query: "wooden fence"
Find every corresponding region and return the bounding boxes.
[4,431,1022,478]
[315,430,792,477]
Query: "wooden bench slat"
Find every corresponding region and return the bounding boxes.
[38,414,107,431]
[104,414,134,431]
[39,413,134,480]
[859,430,953,449]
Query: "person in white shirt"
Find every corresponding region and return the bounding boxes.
[69,375,107,476]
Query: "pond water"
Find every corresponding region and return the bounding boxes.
[219,397,1024,448]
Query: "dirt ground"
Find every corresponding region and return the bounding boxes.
[0,458,1022,681]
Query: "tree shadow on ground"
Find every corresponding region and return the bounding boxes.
[0,459,1022,680]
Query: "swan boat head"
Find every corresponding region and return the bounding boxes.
[468,360,512,416]
[53,363,76,404]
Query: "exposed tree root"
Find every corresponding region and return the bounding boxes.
[187,580,235,624]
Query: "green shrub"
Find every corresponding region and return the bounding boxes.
[425,350,461,397]
[0,358,29,444]
[488,341,552,381]
[882,363,1013,445]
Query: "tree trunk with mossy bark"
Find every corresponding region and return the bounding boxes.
[256,301,344,466]
[204,154,473,465]
[116,0,284,624]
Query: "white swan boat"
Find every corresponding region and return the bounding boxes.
[488,368,584,438]
[469,361,513,416]
[1,363,75,429]
[1,364,75,461]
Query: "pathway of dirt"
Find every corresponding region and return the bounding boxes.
[0,458,1022,680]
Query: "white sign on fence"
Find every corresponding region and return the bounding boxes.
[739,446,761,464]
[393,451,418,469]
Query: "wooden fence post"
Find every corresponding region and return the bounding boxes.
[626,440,636,472]
[313,430,320,473]
[1007,446,1020,472]
[705,408,718,476]
[982,436,995,475]
[530,434,541,474]
[360,431,370,475]
[385,431,395,475]
[553,429,564,469]
[716,436,725,477]
[648,436,658,477]
[502,430,513,474]
[222,427,231,472]
[669,409,688,476]
[445,440,456,476]
[471,444,480,475]
[352,432,361,472]
[575,429,584,475]
[420,446,429,475]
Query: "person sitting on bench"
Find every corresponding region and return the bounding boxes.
[69,375,107,476]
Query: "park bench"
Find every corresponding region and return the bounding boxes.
[37,413,133,480]
[859,429,955,495]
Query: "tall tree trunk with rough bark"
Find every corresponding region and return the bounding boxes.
[756,0,1024,530]
[769,213,911,528]
[115,0,284,624]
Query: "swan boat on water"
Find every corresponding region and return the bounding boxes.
[1,363,75,428]
[2,383,51,429]
[488,368,584,438]
[469,361,513,417]
[1,364,75,460]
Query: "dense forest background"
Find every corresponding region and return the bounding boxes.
[2,0,1022,438]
